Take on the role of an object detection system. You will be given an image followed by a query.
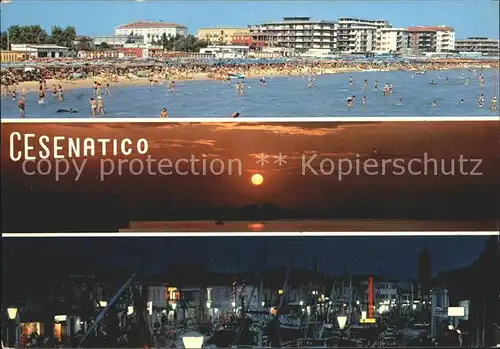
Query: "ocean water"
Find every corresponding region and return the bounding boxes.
[2,68,499,118]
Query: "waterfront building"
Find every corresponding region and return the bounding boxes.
[115,21,187,45]
[455,37,499,55]
[92,35,144,47]
[375,27,410,54]
[197,27,249,45]
[199,45,250,59]
[248,17,338,52]
[9,44,69,59]
[0,50,28,62]
[336,17,391,53]
[408,26,455,53]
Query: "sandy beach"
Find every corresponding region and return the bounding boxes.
[2,61,495,93]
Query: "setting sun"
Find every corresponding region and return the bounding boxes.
[251,173,264,186]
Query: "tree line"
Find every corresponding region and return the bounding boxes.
[0,25,211,53]
[0,25,86,50]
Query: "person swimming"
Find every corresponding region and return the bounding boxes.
[232,112,240,118]
[492,96,497,111]
[432,101,437,108]
[57,108,78,113]
[347,95,355,107]
[89,97,97,116]
[160,108,168,118]
[18,97,25,117]
[396,98,403,106]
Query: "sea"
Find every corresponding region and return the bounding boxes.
[1,68,499,118]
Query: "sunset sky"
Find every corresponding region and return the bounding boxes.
[2,121,499,232]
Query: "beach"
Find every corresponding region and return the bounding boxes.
[1,58,498,118]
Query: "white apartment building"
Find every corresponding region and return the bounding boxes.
[93,35,144,47]
[115,21,187,44]
[375,28,409,53]
[408,26,455,53]
[455,37,499,55]
[336,17,391,53]
[199,45,250,59]
[248,17,338,52]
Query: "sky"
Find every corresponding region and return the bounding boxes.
[2,121,499,232]
[2,236,491,277]
[0,0,499,38]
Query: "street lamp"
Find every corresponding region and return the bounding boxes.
[7,308,19,348]
[338,315,347,347]
[7,308,18,320]
[181,331,204,349]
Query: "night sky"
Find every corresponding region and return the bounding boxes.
[1,236,492,278]
[2,121,499,232]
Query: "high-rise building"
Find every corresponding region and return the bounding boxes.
[248,17,338,51]
[455,37,499,55]
[408,26,455,53]
[375,27,410,53]
[336,17,391,53]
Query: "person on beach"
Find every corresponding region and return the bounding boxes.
[21,88,27,100]
[18,97,25,117]
[12,89,16,100]
[89,97,97,116]
[362,96,367,105]
[492,96,497,112]
[362,79,368,90]
[96,83,102,97]
[373,81,378,91]
[160,108,168,118]
[97,96,105,114]
[349,76,354,86]
[93,81,98,95]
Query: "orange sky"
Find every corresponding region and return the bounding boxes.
[2,121,499,215]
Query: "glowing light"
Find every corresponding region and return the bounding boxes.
[337,315,347,330]
[251,173,264,186]
[182,331,204,349]
[7,308,18,319]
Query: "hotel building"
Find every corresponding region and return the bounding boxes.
[455,37,499,55]
[336,17,391,53]
[375,27,410,53]
[408,26,455,53]
[197,27,250,45]
[248,17,338,52]
[115,21,188,44]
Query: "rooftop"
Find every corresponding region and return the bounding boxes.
[408,26,455,32]
[116,20,187,29]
